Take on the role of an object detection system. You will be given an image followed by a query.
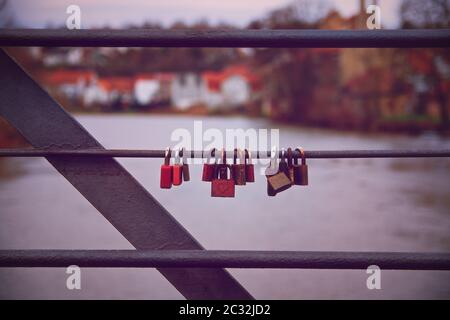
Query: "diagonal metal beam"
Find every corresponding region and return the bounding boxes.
[0,49,253,300]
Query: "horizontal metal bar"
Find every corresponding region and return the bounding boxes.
[0,29,449,48]
[0,250,449,270]
[0,148,449,159]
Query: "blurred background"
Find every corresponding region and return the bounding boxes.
[0,0,449,299]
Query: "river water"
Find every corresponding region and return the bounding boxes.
[0,114,449,299]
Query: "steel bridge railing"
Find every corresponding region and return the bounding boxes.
[0,29,449,48]
[2,250,450,270]
[1,148,450,159]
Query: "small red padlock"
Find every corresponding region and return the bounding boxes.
[245,149,255,183]
[172,149,183,186]
[202,148,216,182]
[160,148,172,189]
[293,147,308,186]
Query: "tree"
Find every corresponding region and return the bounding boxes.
[401,0,450,130]
[248,0,330,29]
[0,0,14,28]
[401,0,450,28]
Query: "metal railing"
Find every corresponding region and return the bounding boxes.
[1,28,450,300]
[1,148,450,159]
[2,250,450,270]
[0,29,449,48]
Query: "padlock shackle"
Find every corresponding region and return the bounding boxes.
[280,148,287,164]
[164,147,171,165]
[174,148,181,165]
[238,148,246,164]
[244,148,252,165]
[181,147,189,164]
[287,147,294,167]
[264,146,279,176]
[295,147,306,165]
[233,148,238,165]
[205,148,217,164]
[221,148,227,165]
[213,163,234,180]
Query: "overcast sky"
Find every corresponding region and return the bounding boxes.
[8,0,403,29]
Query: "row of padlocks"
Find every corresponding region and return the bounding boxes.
[160,147,308,198]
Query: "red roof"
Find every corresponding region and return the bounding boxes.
[202,65,261,92]
[202,71,225,92]
[98,77,134,93]
[223,65,261,88]
[44,70,95,86]
[135,72,175,82]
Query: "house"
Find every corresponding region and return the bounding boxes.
[201,71,225,108]
[43,69,95,100]
[221,65,261,107]
[134,74,161,106]
[96,77,135,107]
[171,66,261,110]
[42,48,84,67]
[42,65,261,111]
[171,73,203,110]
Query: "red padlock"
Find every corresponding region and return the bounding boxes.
[160,148,172,189]
[202,148,216,182]
[211,164,235,198]
[172,149,183,186]
[245,149,255,183]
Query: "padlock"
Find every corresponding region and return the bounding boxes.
[172,149,183,186]
[181,147,190,182]
[293,147,308,186]
[160,148,172,189]
[265,147,292,196]
[266,150,292,195]
[233,148,246,186]
[287,148,295,184]
[211,150,235,198]
[218,148,228,179]
[202,148,216,182]
[265,147,278,196]
[244,149,255,183]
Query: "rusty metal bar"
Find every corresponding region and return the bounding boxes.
[0,148,450,159]
[1,250,449,270]
[0,29,449,48]
[0,49,253,300]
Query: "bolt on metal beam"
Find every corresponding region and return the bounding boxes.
[1,149,450,159]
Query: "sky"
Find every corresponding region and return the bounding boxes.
[7,0,403,29]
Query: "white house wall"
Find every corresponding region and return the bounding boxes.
[221,75,251,107]
[171,73,203,110]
